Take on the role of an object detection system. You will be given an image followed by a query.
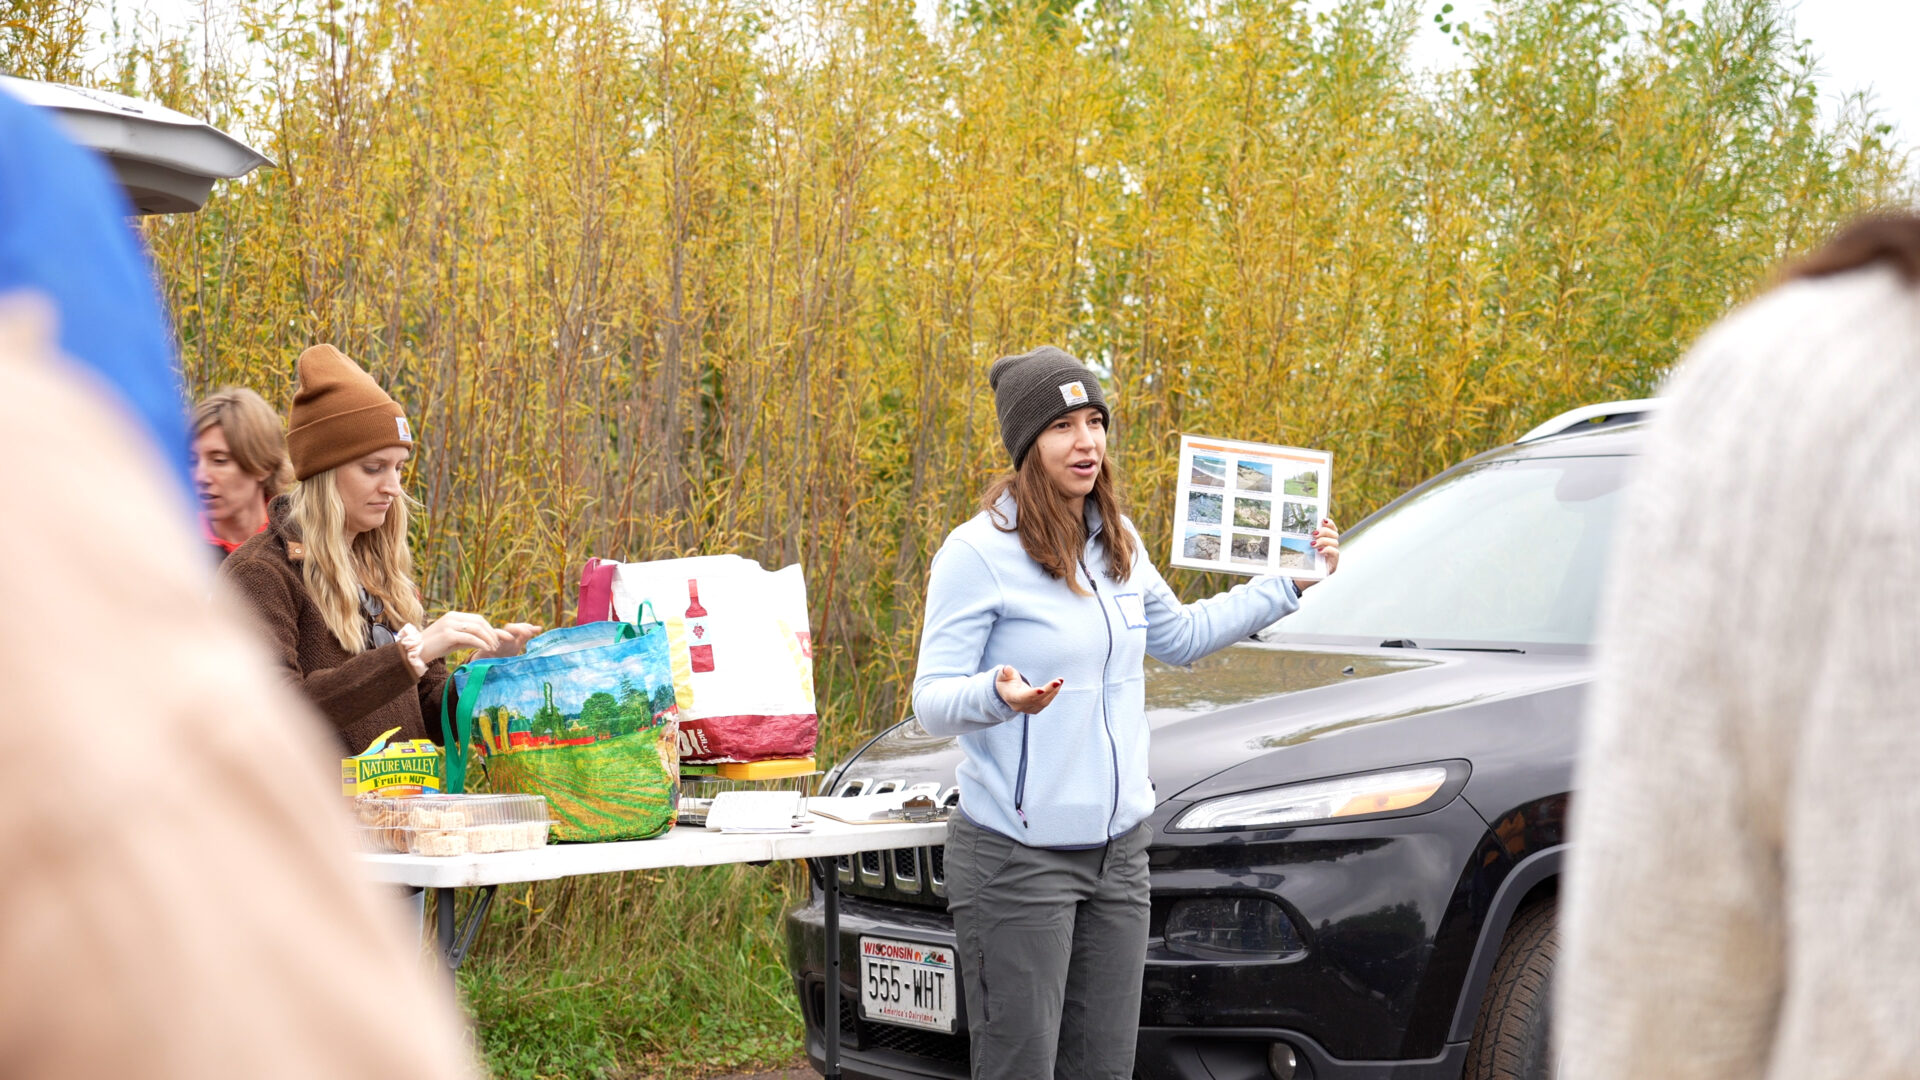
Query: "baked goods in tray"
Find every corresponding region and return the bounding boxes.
[354,793,550,855]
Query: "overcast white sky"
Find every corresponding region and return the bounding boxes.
[97,0,1920,144]
[1783,0,1918,139]
[1397,0,1920,141]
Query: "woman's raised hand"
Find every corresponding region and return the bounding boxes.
[996,665,1063,715]
[417,611,504,663]
[1313,518,1340,571]
[475,622,542,660]
[1293,518,1341,592]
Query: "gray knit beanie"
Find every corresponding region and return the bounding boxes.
[988,346,1112,468]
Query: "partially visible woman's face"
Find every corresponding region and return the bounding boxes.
[1031,406,1108,502]
[337,446,410,535]
[189,425,265,523]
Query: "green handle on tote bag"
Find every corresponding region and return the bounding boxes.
[441,657,499,795]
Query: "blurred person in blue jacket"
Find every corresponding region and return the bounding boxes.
[0,82,190,497]
[0,84,480,1080]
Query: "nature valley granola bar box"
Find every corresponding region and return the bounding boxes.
[342,726,444,796]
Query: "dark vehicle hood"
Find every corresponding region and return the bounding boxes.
[834,643,1590,804]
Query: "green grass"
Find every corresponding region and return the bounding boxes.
[454,684,876,1078]
[456,861,811,1079]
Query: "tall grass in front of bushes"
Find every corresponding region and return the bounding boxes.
[18,0,1908,1072]
[458,861,811,1077]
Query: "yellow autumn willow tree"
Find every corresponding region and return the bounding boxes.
[114,0,1906,739]
[54,0,1910,1069]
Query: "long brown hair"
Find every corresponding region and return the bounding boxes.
[982,453,1136,596]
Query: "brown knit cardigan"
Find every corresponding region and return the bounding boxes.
[221,497,451,756]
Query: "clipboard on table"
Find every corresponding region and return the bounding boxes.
[807,794,950,825]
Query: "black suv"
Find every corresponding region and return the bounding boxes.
[788,401,1654,1080]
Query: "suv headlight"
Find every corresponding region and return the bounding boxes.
[1170,764,1456,831]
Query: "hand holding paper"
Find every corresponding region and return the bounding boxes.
[1295,518,1341,591]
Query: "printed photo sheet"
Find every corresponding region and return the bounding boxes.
[1170,435,1332,580]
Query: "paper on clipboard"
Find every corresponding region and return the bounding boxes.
[704,790,810,832]
[1171,435,1332,579]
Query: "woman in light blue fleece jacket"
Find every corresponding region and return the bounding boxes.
[914,346,1339,1080]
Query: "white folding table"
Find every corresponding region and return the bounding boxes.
[358,813,950,1080]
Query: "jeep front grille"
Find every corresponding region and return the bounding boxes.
[826,776,954,905]
[891,848,920,891]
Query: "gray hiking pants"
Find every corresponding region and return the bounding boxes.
[945,814,1152,1080]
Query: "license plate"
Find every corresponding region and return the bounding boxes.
[859,936,957,1033]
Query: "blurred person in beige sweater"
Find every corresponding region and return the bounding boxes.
[0,295,480,1079]
[1560,214,1920,1080]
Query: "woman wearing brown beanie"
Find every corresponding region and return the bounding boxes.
[190,386,292,561]
[221,344,539,754]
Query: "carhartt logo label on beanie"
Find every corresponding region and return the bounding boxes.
[988,346,1113,468]
[396,416,413,441]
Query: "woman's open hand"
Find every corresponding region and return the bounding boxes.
[475,622,542,660]
[995,665,1063,715]
[1293,518,1341,593]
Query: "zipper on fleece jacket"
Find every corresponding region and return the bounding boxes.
[1079,554,1120,837]
[1014,714,1030,829]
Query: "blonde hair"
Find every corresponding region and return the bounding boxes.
[192,387,294,498]
[290,467,425,653]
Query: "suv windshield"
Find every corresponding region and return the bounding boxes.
[1271,453,1628,649]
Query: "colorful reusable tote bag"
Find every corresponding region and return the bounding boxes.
[444,609,679,841]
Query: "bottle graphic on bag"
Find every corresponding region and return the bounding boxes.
[686,578,714,673]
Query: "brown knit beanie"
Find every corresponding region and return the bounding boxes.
[285,344,413,480]
[988,345,1112,468]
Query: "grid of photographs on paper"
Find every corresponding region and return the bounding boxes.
[1171,435,1332,579]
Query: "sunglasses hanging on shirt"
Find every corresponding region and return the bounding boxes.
[360,589,397,650]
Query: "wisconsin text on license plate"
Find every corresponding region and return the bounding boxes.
[859,936,956,1033]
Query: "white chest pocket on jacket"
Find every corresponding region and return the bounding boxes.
[1113,592,1149,630]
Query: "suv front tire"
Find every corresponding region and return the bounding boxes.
[1462,897,1558,1080]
